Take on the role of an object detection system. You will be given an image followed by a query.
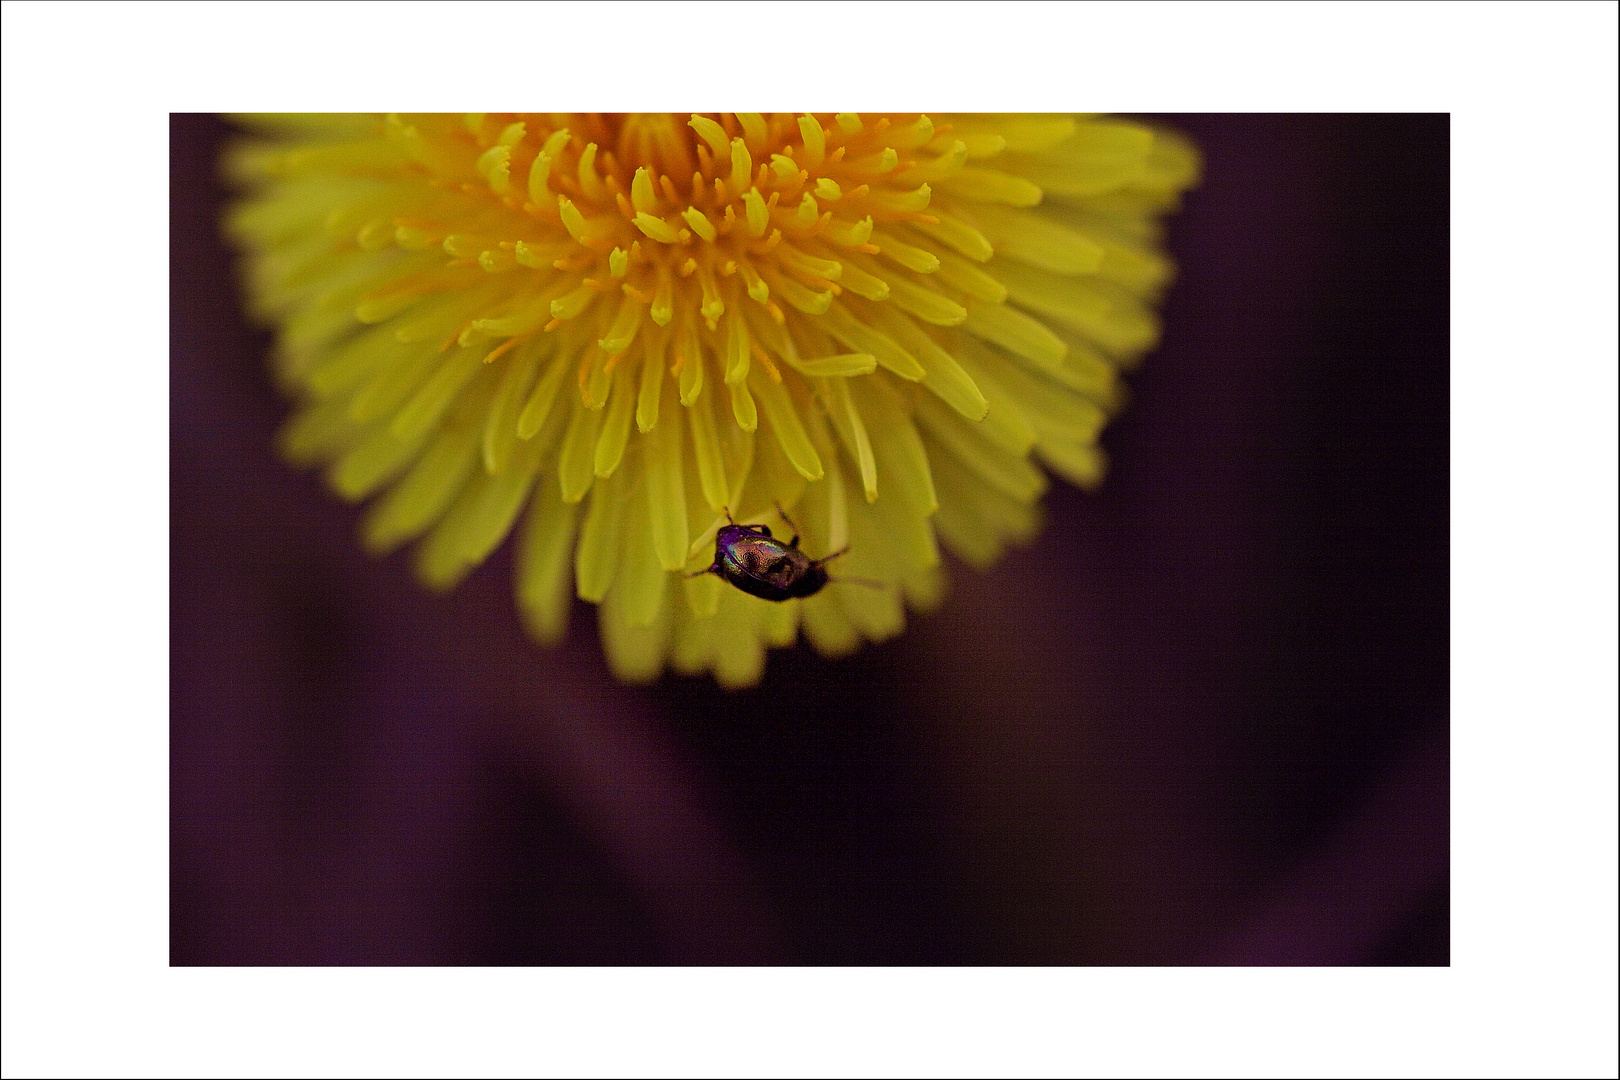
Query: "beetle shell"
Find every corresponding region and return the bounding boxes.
[710,524,830,602]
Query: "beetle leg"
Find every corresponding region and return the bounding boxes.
[773,501,802,548]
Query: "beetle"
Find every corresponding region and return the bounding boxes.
[689,504,857,602]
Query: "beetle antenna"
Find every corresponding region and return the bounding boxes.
[829,575,887,590]
[773,500,803,540]
[813,547,849,566]
[685,564,717,579]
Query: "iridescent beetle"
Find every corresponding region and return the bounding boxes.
[690,504,874,602]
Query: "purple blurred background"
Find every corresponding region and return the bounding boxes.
[171,114,1448,965]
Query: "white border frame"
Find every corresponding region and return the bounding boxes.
[4,2,1617,1077]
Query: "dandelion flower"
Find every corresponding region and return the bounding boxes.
[227,113,1198,686]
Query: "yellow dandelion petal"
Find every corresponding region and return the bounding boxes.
[516,476,580,645]
[228,113,1197,685]
[645,375,690,571]
[574,465,627,603]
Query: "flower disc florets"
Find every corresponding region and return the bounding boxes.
[228,113,1197,686]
